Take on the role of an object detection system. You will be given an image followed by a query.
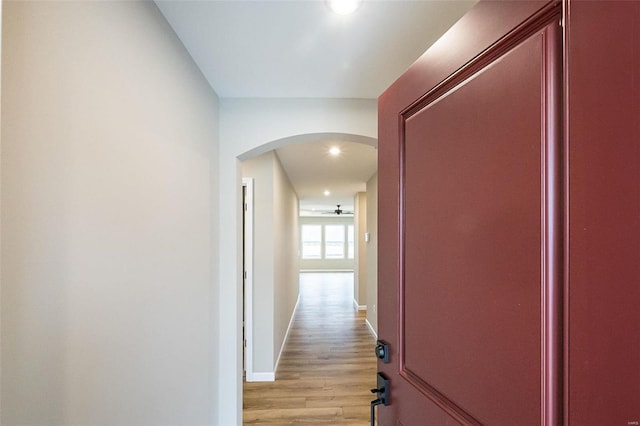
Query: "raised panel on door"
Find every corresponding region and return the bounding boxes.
[377,3,562,424]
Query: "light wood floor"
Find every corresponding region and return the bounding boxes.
[243,272,377,425]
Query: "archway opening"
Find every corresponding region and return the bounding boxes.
[239,133,379,422]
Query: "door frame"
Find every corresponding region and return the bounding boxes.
[242,178,255,381]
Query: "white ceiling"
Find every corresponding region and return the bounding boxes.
[155,0,476,212]
[155,0,475,98]
[275,139,377,215]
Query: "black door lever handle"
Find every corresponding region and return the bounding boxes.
[370,398,383,426]
[370,373,390,425]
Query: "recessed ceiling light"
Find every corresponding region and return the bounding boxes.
[324,190,331,196]
[329,146,341,156]
[327,0,361,15]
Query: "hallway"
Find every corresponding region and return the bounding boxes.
[243,272,377,424]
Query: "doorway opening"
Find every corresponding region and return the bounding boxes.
[236,132,378,421]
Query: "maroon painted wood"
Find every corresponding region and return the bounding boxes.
[402,33,544,424]
[379,0,640,424]
[378,2,562,424]
[566,1,640,424]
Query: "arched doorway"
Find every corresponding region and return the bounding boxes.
[240,133,376,377]
[217,99,378,424]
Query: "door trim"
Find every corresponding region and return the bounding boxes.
[242,178,256,381]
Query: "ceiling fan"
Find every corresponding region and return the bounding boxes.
[322,204,354,215]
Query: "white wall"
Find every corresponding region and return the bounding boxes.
[220,98,377,424]
[1,2,219,424]
[241,151,299,380]
[272,153,299,372]
[354,192,367,309]
[366,173,378,335]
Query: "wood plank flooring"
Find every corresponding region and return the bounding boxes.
[243,272,377,425]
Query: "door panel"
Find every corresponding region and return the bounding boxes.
[378,3,562,423]
[402,34,543,425]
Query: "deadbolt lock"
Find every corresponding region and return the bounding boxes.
[375,340,390,363]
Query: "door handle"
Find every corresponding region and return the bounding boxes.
[370,372,390,426]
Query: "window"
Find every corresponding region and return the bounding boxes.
[300,223,354,260]
[324,225,345,259]
[301,225,322,259]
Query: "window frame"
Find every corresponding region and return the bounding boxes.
[299,221,354,261]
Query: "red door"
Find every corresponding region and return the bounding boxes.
[379,0,640,424]
[377,2,563,424]
[566,2,640,425]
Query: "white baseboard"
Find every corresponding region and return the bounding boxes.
[247,372,275,382]
[274,294,300,374]
[365,318,377,339]
[353,299,367,311]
